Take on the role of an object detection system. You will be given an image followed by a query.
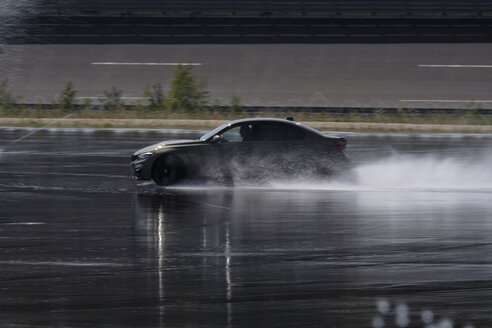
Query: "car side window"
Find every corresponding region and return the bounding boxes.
[218,122,306,142]
[220,126,243,142]
[252,123,306,141]
[218,124,256,142]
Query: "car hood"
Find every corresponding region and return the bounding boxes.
[134,139,200,155]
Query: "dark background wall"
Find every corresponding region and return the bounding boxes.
[3,0,492,44]
[28,0,492,17]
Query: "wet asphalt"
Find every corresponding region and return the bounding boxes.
[1,127,492,327]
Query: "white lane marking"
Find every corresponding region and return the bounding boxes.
[419,65,492,68]
[76,96,146,100]
[92,62,202,66]
[1,222,47,225]
[0,260,129,267]
[401,100,492,103]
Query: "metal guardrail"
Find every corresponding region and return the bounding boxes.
[3,16,492,44]
[19,0,492,17]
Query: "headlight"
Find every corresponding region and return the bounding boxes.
[136,152,154,161]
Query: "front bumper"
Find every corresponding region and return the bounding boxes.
[131,162,145,180]
[130,152,156,181]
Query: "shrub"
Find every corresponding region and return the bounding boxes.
[100,87,124,110]
[56,81,78,111]
[166,64,208,112]
[229,95,243,114]
[144,83,165,110]
[0,79,20,109]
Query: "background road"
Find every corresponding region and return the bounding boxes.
[2,43,492,109]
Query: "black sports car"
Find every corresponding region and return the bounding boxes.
[131,118,350,185]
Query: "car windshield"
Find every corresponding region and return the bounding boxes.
[198,122,232,141]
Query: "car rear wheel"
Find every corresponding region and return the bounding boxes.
[151,155,185,186]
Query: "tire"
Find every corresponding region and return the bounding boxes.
[151,155,185,186]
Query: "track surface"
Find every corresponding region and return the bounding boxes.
[2,43,492,109]
[1,127,492,327]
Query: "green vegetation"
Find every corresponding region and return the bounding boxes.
[166,64,208,112]
[100,87,124,111]
[0,79,21,109]
[55,81,78,111]
[143,83,165,110]
[229,95,243,114]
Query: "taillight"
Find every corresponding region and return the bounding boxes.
[333,140,346,150]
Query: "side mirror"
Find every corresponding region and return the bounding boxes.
[210,135,224,144]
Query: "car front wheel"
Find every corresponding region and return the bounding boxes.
[151,155,185,186]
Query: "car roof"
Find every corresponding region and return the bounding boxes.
[226,117,326,136]
[199,117,328,141]
[227,117,297,125]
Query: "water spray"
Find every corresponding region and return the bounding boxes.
[262,152,492,193]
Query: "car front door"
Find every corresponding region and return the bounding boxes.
[204,123,255,179]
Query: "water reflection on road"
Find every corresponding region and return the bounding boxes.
[134,185,492,327]
[1,128,492,327]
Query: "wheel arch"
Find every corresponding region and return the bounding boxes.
[151,151,187,185]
